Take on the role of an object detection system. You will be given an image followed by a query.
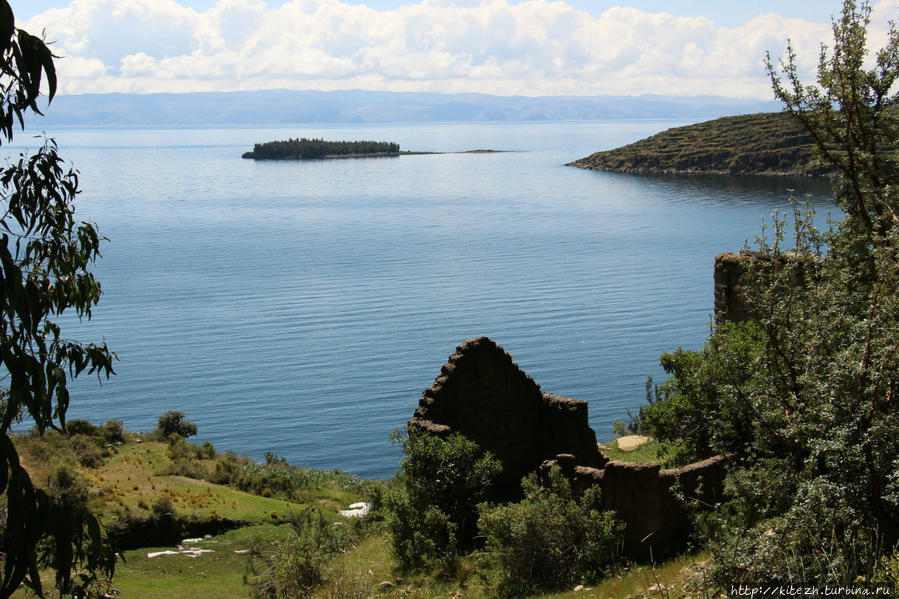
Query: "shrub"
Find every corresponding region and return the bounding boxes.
[69,434,104,468]
[478,467,621,598]
[207,450,246,485]
[156,411,198,439]
[164,435,210,479]
[151,496,175,517]
[198,440,216,460]
[707,472,896,586]
[247,509,351,599]
[65,419,99,437]
[384,429,502,571]
[635,320,762,465]
[228,456,371,500]
[102,419,125,443]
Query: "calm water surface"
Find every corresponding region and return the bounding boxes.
[8,121,833,477]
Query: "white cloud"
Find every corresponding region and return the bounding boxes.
[23,0,893,98]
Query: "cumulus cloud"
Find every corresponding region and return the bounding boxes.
[23,0,895,98]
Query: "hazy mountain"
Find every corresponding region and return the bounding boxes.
[35,89,782,126]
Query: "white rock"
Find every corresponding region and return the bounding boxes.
[339,502,371,518]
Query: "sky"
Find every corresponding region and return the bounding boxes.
[15,0,898,99]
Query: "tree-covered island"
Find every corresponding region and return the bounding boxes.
[242,138,401,159]
[242,138,506,160]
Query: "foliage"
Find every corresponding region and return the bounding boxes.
[635,321,763,466]
[638,0,899,585]
[478,467,621,598]
[227,452,372,499]
[0,2,118,595]
[384,429,501,571]
[705,469,898,587]
[246,509,352,599]
[244,138,400,160]
[569,112,832,175]
[766,0,898,238]
[156,410,198,439]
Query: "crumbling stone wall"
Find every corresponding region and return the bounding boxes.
[410,336,726,560]
[409,337,606,489]
[541,454,726,560]
[714,251,752,322]
[715,251,812,323]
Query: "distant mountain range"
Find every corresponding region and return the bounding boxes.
[34,90,781,126]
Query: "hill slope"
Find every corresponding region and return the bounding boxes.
[568,112,832,176]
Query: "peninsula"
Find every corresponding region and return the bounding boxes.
[567,112,834,176]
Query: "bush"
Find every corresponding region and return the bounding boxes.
[198,440,216,460]
[707,472,896,586]
[228,456,370,500]
[102,419,125,443]
[69,434,104,468]
[478,467,621,598]
[65,419,99,437]
[635,320,762,465]
[247,509,351,599]
[164,435,210,479]
[384,429,502,571]
[207,450,246,485]
[156,411,198,439]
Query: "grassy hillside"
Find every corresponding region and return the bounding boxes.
[8,423,718,598]
[568,112,833,176]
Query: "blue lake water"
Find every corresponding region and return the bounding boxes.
[6,121,833,478]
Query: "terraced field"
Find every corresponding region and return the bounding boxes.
[568,112,833,176]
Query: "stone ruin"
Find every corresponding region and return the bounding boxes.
[539,453,725,560]
[409,336,606,490]
[409,336,726,560]
[714,251,754,322]
[714,250,812,323]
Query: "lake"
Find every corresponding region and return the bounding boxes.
[6,121,833,478]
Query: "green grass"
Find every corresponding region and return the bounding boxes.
[86,442,358,525]
[568,112,832,176]
[532,553,711,599]
[10,430,715,599]
[108,524,292,599]
[599,438,665,464]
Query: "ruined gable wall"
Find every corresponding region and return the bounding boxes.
[410,337,605,488]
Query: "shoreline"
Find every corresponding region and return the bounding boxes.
[565,161,835,177]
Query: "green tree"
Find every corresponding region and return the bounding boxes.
[0,1,117,596]
[156,410,198,439]
[639,0,899,584]
[766,0,898,239]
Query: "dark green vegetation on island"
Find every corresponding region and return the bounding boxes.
[568,111,834,176]
[242,138,508,160]
[242,138,401,160]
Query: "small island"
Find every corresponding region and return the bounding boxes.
[242,137,509,160]
[567,112,835,176]
[242,137,401,160]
